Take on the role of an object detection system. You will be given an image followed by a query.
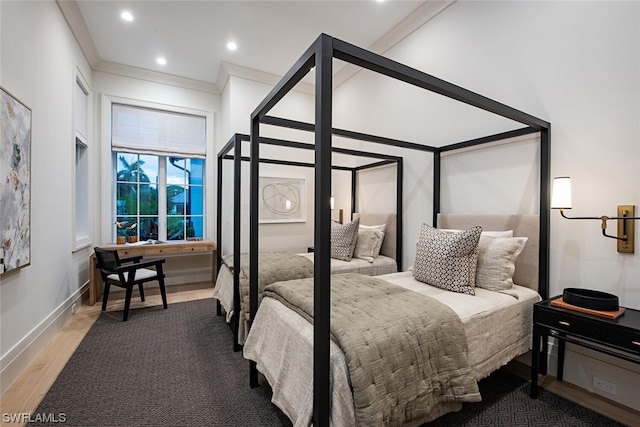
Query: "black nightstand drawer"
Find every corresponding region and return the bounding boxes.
[601,323,640,354]
[536,307,600,338]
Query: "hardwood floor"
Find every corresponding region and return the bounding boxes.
[2,283,639,426]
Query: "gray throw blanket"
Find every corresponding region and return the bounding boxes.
[222,252,314,320]
[264,273,481,426]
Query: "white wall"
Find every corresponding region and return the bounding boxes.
[336,0,640,308]
[334,0,640,409]
[220,76,317,255]
[0,0,93,393]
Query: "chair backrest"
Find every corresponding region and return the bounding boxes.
[94,247,121,275]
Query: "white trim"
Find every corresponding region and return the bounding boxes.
[72,66,93,252]
[100,95,214,244]
[55,0,100,67]
[217,62,314,95]
[95,60,219,95]
[0,283,88,395]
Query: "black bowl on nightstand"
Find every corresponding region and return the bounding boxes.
[563,288,619,311]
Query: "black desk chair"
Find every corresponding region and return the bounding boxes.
[94,247,168,321]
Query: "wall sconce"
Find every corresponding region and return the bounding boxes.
[551,176,640,253]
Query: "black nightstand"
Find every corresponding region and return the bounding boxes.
[531,297,640,398]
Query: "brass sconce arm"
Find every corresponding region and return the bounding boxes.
[558,208,640,245]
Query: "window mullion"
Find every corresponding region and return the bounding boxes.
[158,157,168,240]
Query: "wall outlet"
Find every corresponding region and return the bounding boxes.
[71,303,77,314]
[593,376,618,395]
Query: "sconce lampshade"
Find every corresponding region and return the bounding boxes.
[551,176,573,209]
[330,197,335,210]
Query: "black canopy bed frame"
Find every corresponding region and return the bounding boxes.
[248,34,551,426]
[216,132,403,350]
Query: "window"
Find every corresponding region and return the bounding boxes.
[111,103,206,242]
[73,72,91,249]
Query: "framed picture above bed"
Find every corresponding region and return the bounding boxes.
[259,176,306,223]
[0,87,32,275]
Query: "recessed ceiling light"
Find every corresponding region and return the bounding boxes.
[121,11,134,22]
[227,41,238,51]
[156,57,167,66]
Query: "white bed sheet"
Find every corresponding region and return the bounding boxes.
[212,254,397,344]
[243,271,541,426]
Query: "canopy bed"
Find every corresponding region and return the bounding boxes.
[245,34,550,426]
[215,133,403,350]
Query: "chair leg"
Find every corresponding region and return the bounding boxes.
[102,283,111,312]
[138,283,145,301]
[123,285,134,321]
[158,278,168,309]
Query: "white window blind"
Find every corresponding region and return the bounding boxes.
[112,104,206,159]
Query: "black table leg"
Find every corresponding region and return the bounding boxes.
[557,332,566,381]
[531,325,542,398]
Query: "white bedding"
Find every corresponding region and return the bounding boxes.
[243,271,541,426]
[212,254,397,344]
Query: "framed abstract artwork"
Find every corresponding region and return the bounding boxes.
[1,87,31,274]
[259,176,306,223]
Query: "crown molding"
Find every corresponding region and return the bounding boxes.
[217,61,315,95]
[56,0,100,67]
[94,60,219,94]
[334,0,456,87]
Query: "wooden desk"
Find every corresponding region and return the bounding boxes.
[89,240,217,305]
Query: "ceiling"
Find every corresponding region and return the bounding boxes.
[64,0,448,92]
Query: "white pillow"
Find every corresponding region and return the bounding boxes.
[359,224,386,257]
[439,228,513,238]
[353,229,384,262]
[475,236,527,291]
[360,223,386,232]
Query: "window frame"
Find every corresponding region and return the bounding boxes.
[72,68,92,251]
[101,95,213,244]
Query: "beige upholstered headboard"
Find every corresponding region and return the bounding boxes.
[437,214,539,293]
[352,213,397,261]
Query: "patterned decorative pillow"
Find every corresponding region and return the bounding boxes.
[353,229,384,262]
[475,236,527,291]
[412,224,482,295]
[331,218,360,261]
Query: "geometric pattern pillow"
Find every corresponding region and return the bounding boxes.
[412,224,482,295]
[330,218,360,261]
[475,236,527,292]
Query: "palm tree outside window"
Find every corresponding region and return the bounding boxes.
[114,153,204,242]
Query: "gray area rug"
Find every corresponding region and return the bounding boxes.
[31,298,624,426]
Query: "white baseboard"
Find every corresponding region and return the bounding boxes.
[546,339,640,412]
[0,283,88,396]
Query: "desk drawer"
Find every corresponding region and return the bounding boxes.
[536,308,600,338]
[119,246,177,256]
[601,323,640,354]
[176,245,209,254]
